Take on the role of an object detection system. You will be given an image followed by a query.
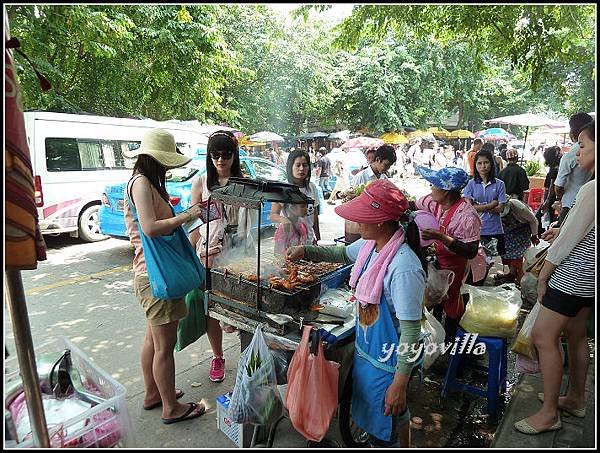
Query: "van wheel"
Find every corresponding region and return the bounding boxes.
[78,204,108,242]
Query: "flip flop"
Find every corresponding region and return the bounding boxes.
[143,389,185,410]
[162,402,206,425]
[514,417,562,435]
[537,392,586,418]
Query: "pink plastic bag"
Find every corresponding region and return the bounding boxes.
[285,326,340,442]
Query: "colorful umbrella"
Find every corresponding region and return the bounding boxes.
[449,129,475,139]
[426,127,450,137]
[479,127,511,141]
[379,132,408,144]
[340,136,384,149]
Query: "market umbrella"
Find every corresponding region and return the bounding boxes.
[379,131,408,144]
[340,136,384,149]
[5,21,51,447]
[483,113,569,153]
[328,130,350,140]
[479,127,511,141]
[249,131,284,143]
[449,129,475,139]
[407,130,436,142]
[239,136,266,147]
[426,127,450,138]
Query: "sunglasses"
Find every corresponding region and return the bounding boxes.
[210,151,234,160]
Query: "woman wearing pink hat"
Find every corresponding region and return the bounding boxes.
[286,179,427,447]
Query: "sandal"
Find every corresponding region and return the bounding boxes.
[162,402,206,425]
[143,389,184,410]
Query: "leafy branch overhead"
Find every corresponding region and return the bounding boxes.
[7,4,595,135]
[333,4,596,91]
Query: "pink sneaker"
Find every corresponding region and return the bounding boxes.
[209,356,225,382]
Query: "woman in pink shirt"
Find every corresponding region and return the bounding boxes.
[414,166,482,342]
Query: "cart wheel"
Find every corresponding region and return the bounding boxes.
[338,367,369,448]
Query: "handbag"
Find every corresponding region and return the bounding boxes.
[126,180,205,299]
[285,326,340,442]
[175,288,207,352]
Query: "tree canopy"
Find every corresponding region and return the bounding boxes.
[7,4,595,136]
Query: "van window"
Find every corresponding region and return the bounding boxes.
[45,138,141,171]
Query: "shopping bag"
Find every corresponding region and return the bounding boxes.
[421,308,446,369]
[519,272,538,306]
[175,288,207,352]
[126,190,205,299]
[228,324,283,425]
[285,326,340,442]
[459,284,522,337]
[511,302,542,359]
[425,263,455,308]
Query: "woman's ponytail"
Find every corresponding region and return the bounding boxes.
[405,219,428,275]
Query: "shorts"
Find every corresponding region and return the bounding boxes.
[542,285,593,318]
[134,273,188,326]
[367,408,411,447]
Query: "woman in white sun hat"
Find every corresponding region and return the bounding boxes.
[124,128,206,424]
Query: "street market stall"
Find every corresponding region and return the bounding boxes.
[203,178,362,447]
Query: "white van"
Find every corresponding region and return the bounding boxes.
[24,112,207,242]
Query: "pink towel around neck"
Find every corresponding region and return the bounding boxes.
[349,228,406,306]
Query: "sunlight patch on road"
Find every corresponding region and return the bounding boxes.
[25,265,131,295]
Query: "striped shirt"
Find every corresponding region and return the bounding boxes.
[548,227,595,297]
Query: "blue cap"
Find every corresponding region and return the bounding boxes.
[417,166,470,191]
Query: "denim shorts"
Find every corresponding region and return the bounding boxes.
[367,407,411,447]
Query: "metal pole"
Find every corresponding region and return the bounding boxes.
[523,126,530,158]
[256,202,262,313]
[5,270,50,447]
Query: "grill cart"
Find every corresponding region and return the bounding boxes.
[204,178,365,447]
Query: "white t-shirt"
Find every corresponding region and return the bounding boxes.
[351,165,387,187]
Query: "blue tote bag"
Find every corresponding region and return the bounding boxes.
[126,188,205,300]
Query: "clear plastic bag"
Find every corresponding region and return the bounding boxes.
[519,272,538,306]
[459,284,522,337]
[421,308,446,369]
[425,263,455,308]
[228,324,283,425]
[511,302,541,359]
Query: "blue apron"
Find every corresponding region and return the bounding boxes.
[351,253,400,442]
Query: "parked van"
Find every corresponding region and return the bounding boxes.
[23,112,207,242]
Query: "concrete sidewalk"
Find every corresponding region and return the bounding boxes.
[492,363,595,448]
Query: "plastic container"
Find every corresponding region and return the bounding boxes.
[216,393,243,448]
[5,337,131,448]
[320,263,353,290]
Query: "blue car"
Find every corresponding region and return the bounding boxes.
[99,154,324,238]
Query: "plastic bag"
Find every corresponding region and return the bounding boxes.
[229,324,283,425]
[515,353,539,374]
[175,288,207,352]
[519,272,538,306]
[285,326,340,442]
[511,302,541,359]
[421,308,446,369]
[459,284,522,337]
[425,263,455,308]
[271,349,290,385]
[523,240,551,269]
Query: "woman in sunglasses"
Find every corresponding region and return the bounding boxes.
[189,130,243,383]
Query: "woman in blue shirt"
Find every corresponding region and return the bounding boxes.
[286,179,426,447]
[463,149,507,260]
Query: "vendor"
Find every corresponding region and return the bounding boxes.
[413,166,482,342]
[286,179,426,447]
